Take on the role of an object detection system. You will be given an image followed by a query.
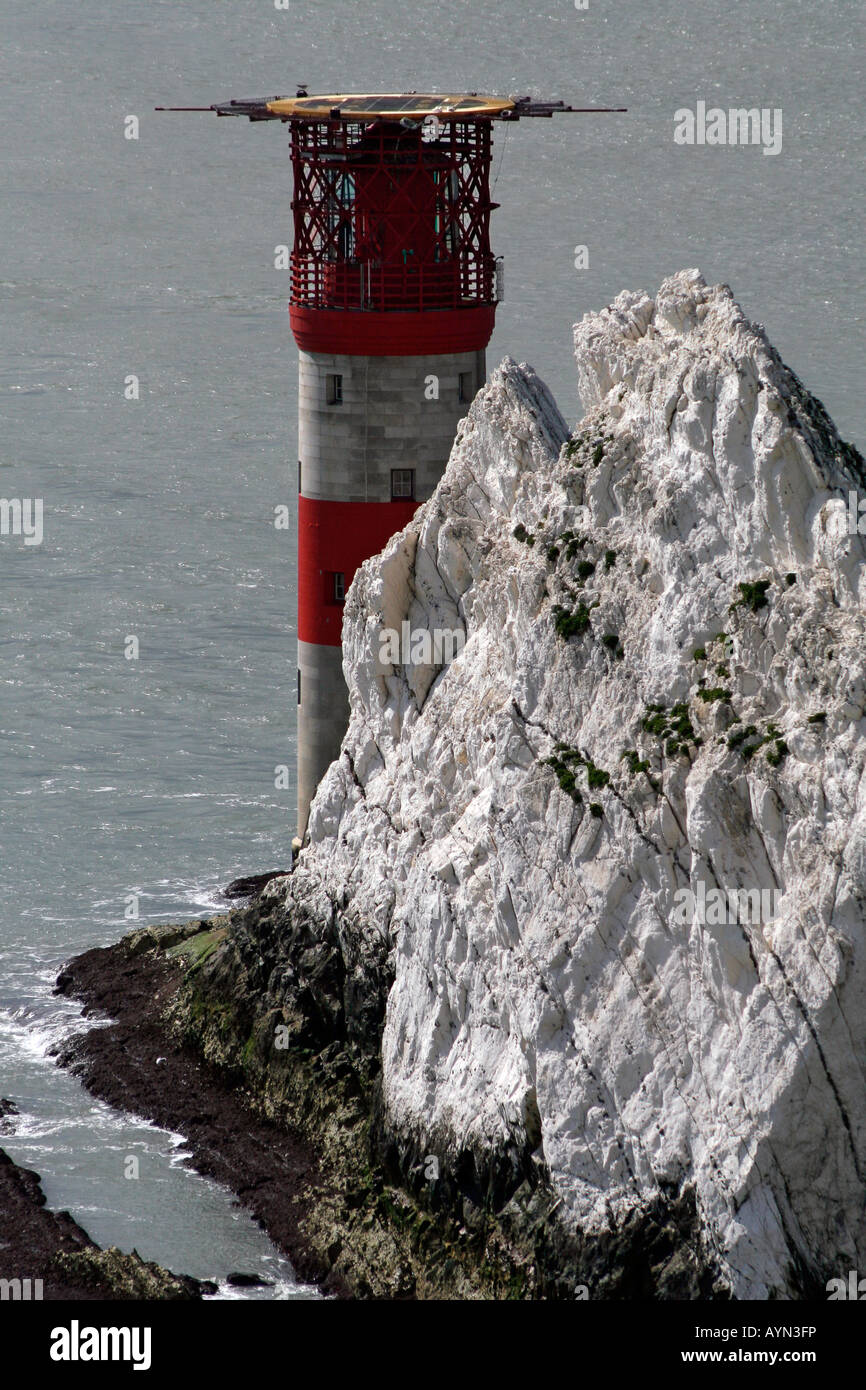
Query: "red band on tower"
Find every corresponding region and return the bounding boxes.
[298,495,419,646]
[290,304,495,356]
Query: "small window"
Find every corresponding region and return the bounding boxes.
[326,373,343,405]
[297,669,301,704]
[298,459,302,493]
[333,571,345,603]
[391,468,415,500]
[458,371,474,403]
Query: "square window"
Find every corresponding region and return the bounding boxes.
[326,373,343,405]
[391,468,415,500]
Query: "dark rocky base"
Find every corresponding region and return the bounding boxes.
[53,900,732,1301]
[221,871,292,901]
[54,924,349,1299]
[0,1148,208,1300]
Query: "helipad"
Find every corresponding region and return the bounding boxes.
[264,93,516,121]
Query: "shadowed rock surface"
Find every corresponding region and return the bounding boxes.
[222,870,292,901]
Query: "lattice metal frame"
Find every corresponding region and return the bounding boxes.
[288,118,497,313]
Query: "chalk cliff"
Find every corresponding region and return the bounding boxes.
[182,270,866,1297]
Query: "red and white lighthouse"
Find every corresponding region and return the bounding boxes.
[285,95,505,843]
[166,91,624,841]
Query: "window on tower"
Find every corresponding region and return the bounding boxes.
[333,572,346,603]
[326,374,343,405]
[336,174,355,261]
[458,371,474,403]
[391,468,415,500]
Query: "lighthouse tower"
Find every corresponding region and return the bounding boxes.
[285,95,505,841]
[165,92,625,841]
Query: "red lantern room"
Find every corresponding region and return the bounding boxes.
[284,96,504,353]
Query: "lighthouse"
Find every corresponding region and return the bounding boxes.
[161,92,625,841]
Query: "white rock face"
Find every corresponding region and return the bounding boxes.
[289,270,866,1297]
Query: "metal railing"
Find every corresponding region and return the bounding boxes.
[290,256,496,312]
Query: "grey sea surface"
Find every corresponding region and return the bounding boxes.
[0,0,862,1295]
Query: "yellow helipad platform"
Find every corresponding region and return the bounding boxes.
[264,93,516,120]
